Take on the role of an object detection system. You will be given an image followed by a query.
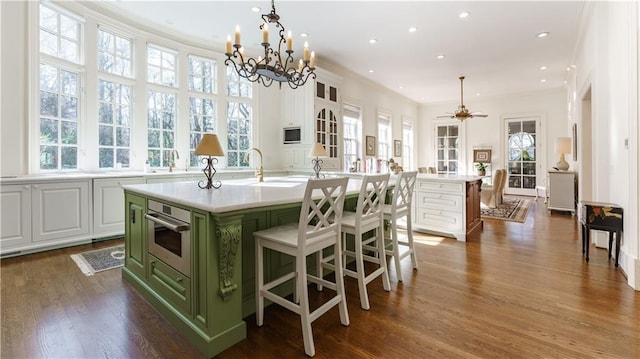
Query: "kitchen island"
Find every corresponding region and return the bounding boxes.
[412,174,483,241]
[121,176,363,358]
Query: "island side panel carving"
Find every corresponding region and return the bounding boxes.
[215,220,242,301]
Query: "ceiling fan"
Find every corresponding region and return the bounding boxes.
[437,76,488,120]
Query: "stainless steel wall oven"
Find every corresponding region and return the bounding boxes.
[145,200,191,277]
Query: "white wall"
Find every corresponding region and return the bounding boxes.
[417,89,567,181]
[568,1,639,289]
[1,1,28,176]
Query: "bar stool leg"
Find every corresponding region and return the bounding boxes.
[615,230,621,267]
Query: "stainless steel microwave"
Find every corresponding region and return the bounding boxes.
[283,126,301,144]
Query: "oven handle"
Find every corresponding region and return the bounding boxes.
[145,213,190,232]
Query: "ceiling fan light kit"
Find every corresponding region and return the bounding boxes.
[437,76,488,120]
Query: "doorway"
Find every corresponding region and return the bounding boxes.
[504,117,541,196]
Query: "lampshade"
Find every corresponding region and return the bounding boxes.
[554,137,572,154]
[309,142,327,158]
[195,134,224,156]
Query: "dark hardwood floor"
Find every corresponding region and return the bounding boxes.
[2,197,638,358]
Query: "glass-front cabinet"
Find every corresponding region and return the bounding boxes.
[436,125,459,174]
[506,119,537,195]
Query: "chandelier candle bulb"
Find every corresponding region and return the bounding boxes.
[298,59,303,71]
[234,25,240,46]
[262,23,269,43]
[310,51,315,68]
[287,31,292,51]
[225,35,232,54]
[303,41,309,61]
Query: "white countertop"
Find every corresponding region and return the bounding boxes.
[415,173,483,182]
[122,175,364,213]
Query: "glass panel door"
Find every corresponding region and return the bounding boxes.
[505,118,538,195]
[435,125,459,174]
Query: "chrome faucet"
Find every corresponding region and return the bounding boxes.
[168,149,179,172]
[243,148,264,182]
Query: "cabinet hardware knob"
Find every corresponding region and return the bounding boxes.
[151,260,155,265]
[176,277,182,283]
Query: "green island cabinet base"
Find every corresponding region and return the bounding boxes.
[122,267,246,357]
[123,190,310,357]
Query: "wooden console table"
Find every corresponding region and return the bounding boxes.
[580,201,623,267]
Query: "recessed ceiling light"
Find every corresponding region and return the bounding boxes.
[476,93,480,96]
[369,38,377,44]
[537,32,550,38]
[368,69,374,73]
[570,64,577,69]
[399,85,404,89]
[437,54,445,59]
[563,80,568,85]
[566,66,571,71]
[540,66,547,70]
[300,32,308,38]
[251,6,261,12]
[459,11,470,18]
[541,79,547,83]
[408,26,417,33]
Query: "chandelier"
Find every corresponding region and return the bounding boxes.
[224,0,316,89]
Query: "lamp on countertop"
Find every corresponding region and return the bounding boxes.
[554,137,571,171]
[195,134,225,189]
[309,142,327,179]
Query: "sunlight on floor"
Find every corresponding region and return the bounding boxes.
[395,229,447,246]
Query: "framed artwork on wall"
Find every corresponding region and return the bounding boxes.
[473,149,491,163]
[366,135,376,156]
[394,140,402,157]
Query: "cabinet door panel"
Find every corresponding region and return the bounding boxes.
[125,193,146,278]
[0,185,31,247]
[94,177,145,235]
[32,182,89,242]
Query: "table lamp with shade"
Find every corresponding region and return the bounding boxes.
[309,142,328,179]
[194,133,225,189]
[554,137,572,171]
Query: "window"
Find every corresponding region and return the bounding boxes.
[39,4,81,64]
[188,55,217,166]
[98,80,132,168]
[38,4,82,170]
[189,55,216,94]
[189,98,216,166]
[436,125,460,174]
[147,45,177,87]
[402,120,414,170]
[97,28,132,77]
[343,104,361,170]
[226,68,252,168]
[147,91,176,167]
[377,113,392,160]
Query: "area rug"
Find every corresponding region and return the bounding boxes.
[481,197,531,223]
[71,245,125,276]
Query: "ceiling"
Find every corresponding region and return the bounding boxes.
[102,1,585,104]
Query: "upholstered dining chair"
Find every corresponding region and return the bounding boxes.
[480,169,504,208]
[383,171,418,282]
[254,177,350,357]
[319,174,391,310]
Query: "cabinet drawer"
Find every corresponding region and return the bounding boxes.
[415,208,463,231]
[416,180,463,194]
[148,254,191,315]
[415,192,463,212]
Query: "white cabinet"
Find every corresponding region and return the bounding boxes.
[32,181,90,243]
[1,180,91,255]
[93,177,145,236]
[283,148,310,170]
[548,171,576,215]
[1,184,32,248]
[412,176,483,241]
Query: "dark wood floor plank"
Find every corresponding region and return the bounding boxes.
[2,197,638,358]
